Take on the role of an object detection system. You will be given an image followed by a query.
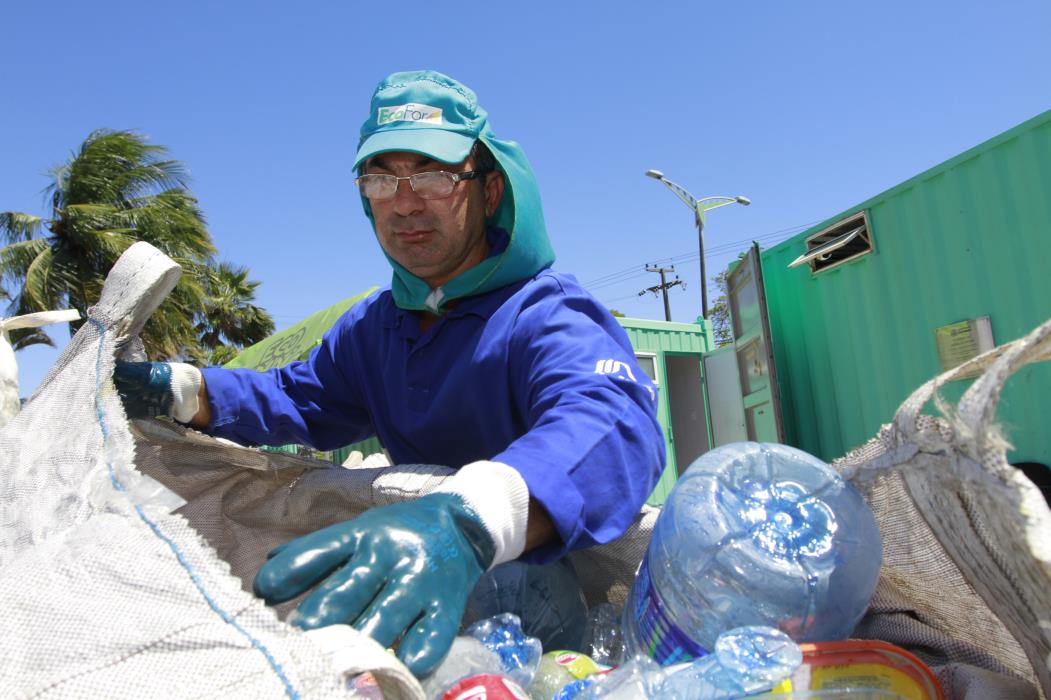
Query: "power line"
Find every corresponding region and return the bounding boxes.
[585,233,783,293]
[601,292,644,304]
[583,219,822,292]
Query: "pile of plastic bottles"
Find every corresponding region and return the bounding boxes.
[407,617,804,700]
[348,443,942,700]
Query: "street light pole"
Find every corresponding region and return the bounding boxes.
[645,169,750,319]
[695,209,708,318]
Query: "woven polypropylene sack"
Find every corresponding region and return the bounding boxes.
[0,242,652,699]
[127,412,659,616]
[0,243,424,700]
[834,317,1051,700]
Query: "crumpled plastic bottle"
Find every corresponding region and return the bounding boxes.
[582,603,626,667]
[576,654,665,699]
[623,442,882,666]
[424,614,543,698]
[554,677,597,699]
[422,636,504,700]
[659,626,802,699]
[466,612,544,689]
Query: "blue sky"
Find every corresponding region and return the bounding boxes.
[3,0,1049,397]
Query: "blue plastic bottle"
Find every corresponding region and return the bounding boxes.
[659,626,802,699]
[623,442,882,666]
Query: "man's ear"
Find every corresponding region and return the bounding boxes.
[484,170,505,219]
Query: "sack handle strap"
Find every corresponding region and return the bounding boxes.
[893,317,1051,455]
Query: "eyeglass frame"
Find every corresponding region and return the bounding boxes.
[355,168,494,201]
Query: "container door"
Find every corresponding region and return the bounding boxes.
[664,354,711,475]
[703,345,747,447]
[726,243,785,442]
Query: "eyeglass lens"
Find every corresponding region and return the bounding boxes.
[360,172,458,200]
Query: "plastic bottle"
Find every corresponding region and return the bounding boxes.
[528,651,602,700]
[465,558,589,651]
[440,674,531,700]
[423,637,505,700]
[424,614,541,698]
[466,613,543,689]
[623,442,882,666]
[553,677,597,699]
[659,626,802,699]
[582,603,626,667]
[576,654,665,699]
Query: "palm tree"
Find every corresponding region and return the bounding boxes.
[0,129,273,361]
[193,261,275,366]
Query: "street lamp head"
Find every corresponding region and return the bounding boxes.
[645,169,664,180]
[735,195,752,206]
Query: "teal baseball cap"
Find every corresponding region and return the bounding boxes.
[354,70,556,312]
[353,70,488,168]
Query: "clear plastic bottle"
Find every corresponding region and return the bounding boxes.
[659,626,802,699]
[424,616,540,700]
[466,612,543,689]
[576,654,665,699]
[423,637,504,700]
[623,442,882,666]
[582,603,626,667]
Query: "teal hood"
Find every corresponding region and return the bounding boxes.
[353,70,555,312]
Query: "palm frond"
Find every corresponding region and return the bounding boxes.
[114,159,190,202]
[0,212,44,244]
[45,163,71,213]
[207,344,241,366]
[123,190,215,260]
[8,326,57,351]
[195,260,274,349]
[46,246,96,314]
[0,239,49,289]
[8,128,264,362]
[22,245,57,310]
[59,130,187,206]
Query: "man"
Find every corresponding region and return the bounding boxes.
[115,70,664,677]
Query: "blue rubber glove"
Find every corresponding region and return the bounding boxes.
[113,360,202,422]
[254,492,498,678]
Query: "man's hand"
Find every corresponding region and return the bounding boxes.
[113,360,203,424]
[254,493,496,677]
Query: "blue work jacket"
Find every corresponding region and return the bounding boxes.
[202,270,665,560]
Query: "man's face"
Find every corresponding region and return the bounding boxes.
[363,150,504,290]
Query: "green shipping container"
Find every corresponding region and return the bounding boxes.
[752,109,1051,472]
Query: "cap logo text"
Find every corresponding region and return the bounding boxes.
[377,103,443,126]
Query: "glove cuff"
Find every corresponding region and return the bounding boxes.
[432,460,530,568]
[169,363,203,423]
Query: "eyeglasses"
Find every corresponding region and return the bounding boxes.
[355,169,492,201]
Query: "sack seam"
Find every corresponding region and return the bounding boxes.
[90,317,303,700]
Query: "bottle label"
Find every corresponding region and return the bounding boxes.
[630,556,710,665]
[551,652,601,678]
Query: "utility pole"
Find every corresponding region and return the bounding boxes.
[638,265,686,321]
